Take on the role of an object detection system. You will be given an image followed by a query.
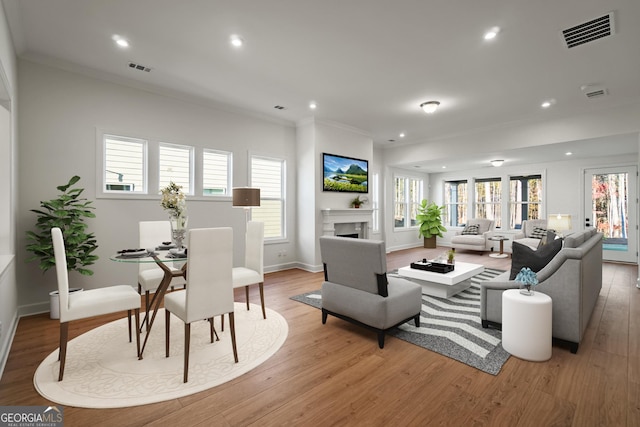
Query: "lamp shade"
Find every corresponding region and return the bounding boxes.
[232,187,260,207]
[547,214,572,232]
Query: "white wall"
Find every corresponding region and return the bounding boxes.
[0,1,18,379]
[17,59,297,313]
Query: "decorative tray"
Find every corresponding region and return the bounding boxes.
[410,260,455,274]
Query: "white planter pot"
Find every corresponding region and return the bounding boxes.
[49,288,83,319]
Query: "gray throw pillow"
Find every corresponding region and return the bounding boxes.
[537,230,557,249]
[461,224,479,235]
[509,238,562,280]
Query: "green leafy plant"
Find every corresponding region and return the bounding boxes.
[350,195,368,208]
[26,175,99,276]
[416,199,447,239]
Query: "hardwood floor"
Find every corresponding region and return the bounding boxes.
[1,247,638,426]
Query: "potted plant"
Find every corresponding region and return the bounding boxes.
[350,195,368,208]
[416,199,447,248]
[25,175,99,318]
[447,248,455,264]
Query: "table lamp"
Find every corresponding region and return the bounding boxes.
[547,214,572,238]
[232,187,261,223]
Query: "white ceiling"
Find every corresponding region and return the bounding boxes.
[4,0,640,170]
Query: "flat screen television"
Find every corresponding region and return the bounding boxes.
[323,153,368,193]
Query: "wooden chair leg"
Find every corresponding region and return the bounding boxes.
[165,309,170,358]
[58,322,69,381]
[184,323,191,383]
[209,318,214,343]
[245,286,250,311]
[259,282,266,319]
[229,312,239,363]
[134,308,141,359]
[221,314,225,332]
[128,310,132,342]
[145,290,151,332]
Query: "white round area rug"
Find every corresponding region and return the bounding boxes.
[34,303,288,408]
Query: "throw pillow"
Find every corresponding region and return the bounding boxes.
[509,238,562,280]
[461,224,479,235]
[537,230,558,249]
[530,226,547,239]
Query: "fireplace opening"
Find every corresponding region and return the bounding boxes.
[337,233,359,239]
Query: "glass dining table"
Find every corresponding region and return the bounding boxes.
[110,250,187,359]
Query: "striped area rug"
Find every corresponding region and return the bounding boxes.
[290,268,509,375]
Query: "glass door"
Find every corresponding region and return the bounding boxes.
[584,166,637,263]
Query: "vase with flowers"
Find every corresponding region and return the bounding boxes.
[515,267,538,296]
[160,181,188,249]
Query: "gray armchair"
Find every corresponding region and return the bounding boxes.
[319,236,422,348]
[513,219,547,249]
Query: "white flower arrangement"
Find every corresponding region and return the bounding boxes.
[160,181,187,218]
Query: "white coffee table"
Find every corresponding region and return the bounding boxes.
[397,261,485,298]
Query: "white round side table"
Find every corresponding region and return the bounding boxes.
[501,289,552,361]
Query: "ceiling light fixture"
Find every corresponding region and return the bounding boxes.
[491,159,504,167]
[309,101,317,110]
[230,35,244,47]
[112,35,129,48]
[566,152,573,156]
[420,101,440,114]
[399,133,405,138]
[541,99,556,108]
[484,27,500,40]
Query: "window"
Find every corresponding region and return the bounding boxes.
[475,178,501,228]
[443,180,468,226]
[394,176,423,229]
[202,149,232,196]
[372,173,379,232]
[509,175,542,229]
[103,134,146,193]
[159,143,193,194]
[251,156,285,239]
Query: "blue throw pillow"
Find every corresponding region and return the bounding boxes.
[509,238,562,280]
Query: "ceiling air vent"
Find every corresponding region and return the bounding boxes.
[561,12,615,48]
[128,62,152,72]
[581,84,608,100]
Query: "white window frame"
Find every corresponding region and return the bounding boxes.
[443,180,468,227]
[202,149,233,197]
[474,177,502,228]
[100,133,148,196]
[372,172,380,232]
[394,175,423,230]
[159,142,194,195]
[250,155,286,241]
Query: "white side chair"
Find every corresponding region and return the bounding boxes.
[233,221,266,318]
[138,221,187,329]
[51,227,141,381]
[164,227,238,383]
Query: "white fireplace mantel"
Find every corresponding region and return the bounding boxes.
[321,208,373,239]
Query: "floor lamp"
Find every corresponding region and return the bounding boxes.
[232,187,261,224]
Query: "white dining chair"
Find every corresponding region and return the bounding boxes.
[138,221,187,329]
[164,227,238,383]
[51,227,141,381]
[233,221,266,318]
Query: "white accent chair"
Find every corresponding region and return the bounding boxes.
[233,221,266,318]
[450,219,495,253]
[513,219,548,250]
[164,227,238,383]
[51,227,141,381]
[138,221,187,329]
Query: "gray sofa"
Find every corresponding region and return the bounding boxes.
[480,228,602,353]
[319,236,422,348]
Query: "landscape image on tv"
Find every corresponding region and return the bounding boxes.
[323,153,368,193]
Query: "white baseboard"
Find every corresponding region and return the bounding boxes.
[0,310,19,381]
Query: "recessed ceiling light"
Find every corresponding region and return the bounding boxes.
[420,101,440,114]
[565,152,573,156]
[442,166,447,169]
[484,27,500,40]
[541,99,556,108]
[399,133,405,138]
[309,101,317,110]
[230,35,244,47]
[112,35,129,48]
